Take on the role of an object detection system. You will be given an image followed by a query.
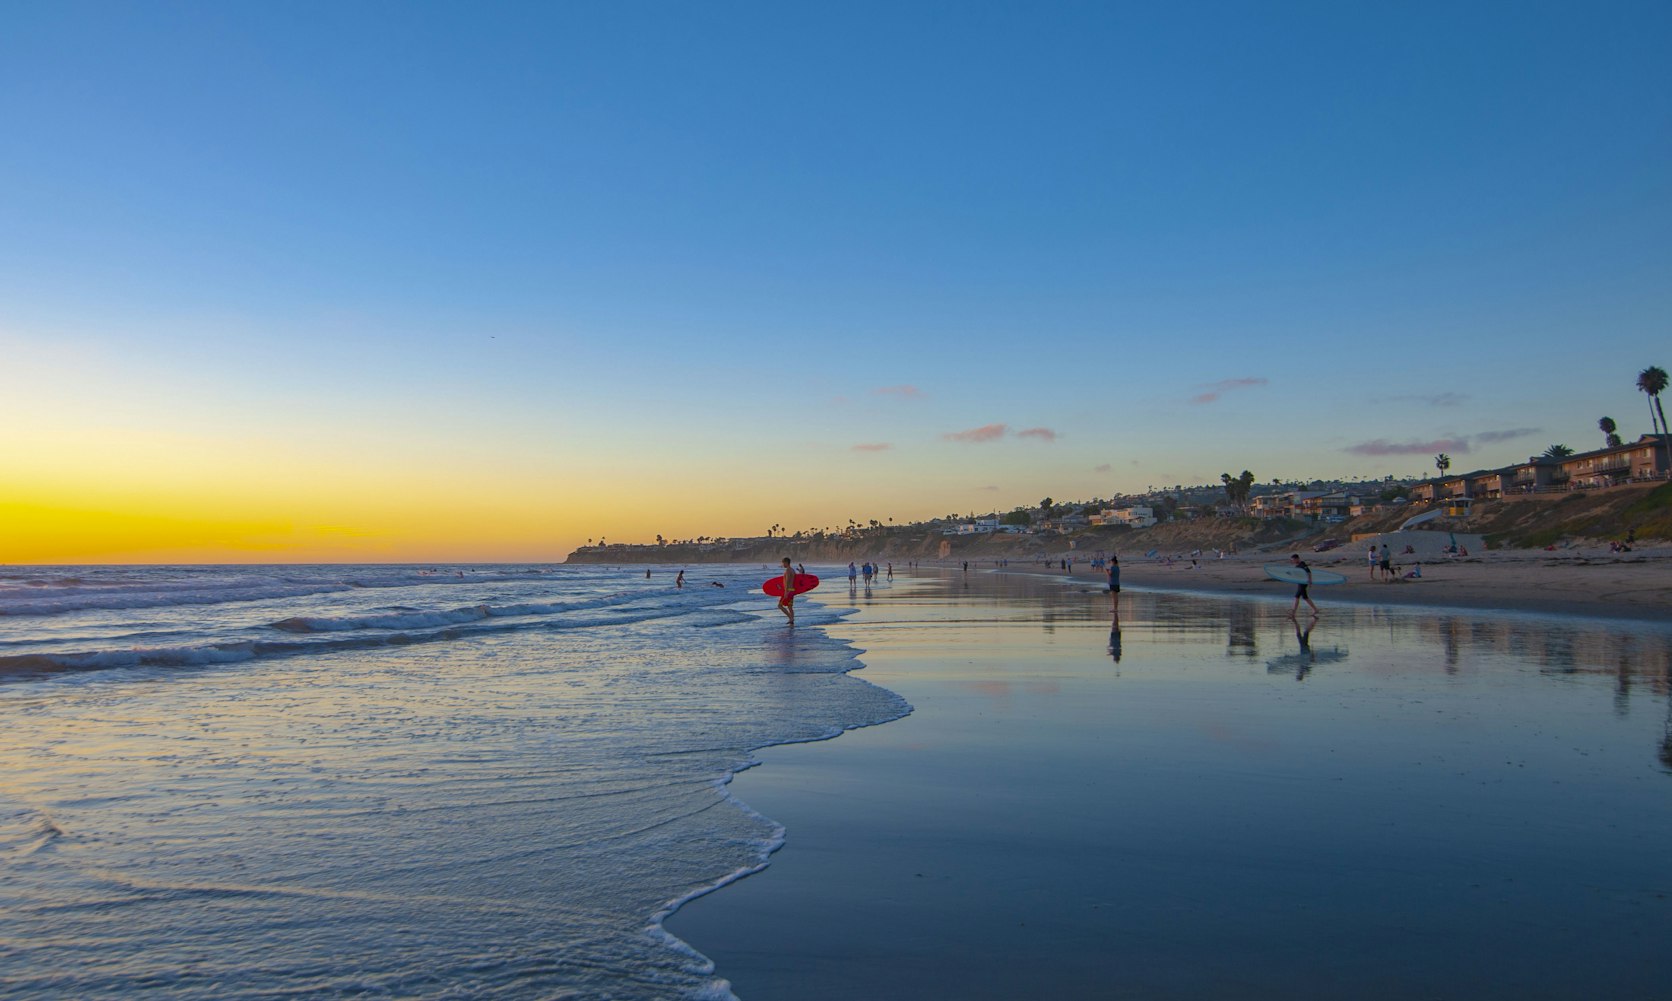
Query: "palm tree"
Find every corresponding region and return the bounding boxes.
[1639,366,1669,435]
[1639,366,1670,472]
[1434,453,1451,478]
[1542,444,1575,459]
[1220,471,1255,509]
[1599,416,1621,448]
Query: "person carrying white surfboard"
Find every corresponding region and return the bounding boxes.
[1289,553,1320,618]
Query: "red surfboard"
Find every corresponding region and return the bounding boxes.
[762,573,819,597]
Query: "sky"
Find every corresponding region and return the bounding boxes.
[3,1,1670,563]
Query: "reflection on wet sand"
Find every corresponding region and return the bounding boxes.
[1265,615,1349,681]
[912,569,1672,773]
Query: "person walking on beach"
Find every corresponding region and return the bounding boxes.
[777,557,796,626]
[1366,544,1378,580]
[1379,544,1393,582]
[1107,554,1121,612]
[1289,553,1319,617]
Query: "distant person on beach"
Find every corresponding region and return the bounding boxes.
[886,562,893,580]
[1379,545,1393,582]
[1289,553,1319,617]
[848,562,857,580]
[777,557,796,626]
[1107,554,1121,611]
[675,570,684,589]
[1367,544,1378,580]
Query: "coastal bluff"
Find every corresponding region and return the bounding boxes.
[564,482,1672,565]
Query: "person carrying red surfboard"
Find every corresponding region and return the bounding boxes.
[777,557,796,625]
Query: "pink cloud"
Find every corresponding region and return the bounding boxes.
[851,442,893,452]
[873,385,925,399]
[1190,377,1269,405]
[1345,437,1471,456]
[943,423,1009,443]
[1016,427,1057,442]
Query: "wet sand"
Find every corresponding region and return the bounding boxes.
[668,568,1672,1000]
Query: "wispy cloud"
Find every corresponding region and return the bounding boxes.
[1345,437,1471,456]
[1344,426,1542,456]
[943,423,1009,443]
[1473,427,1540,443]
[850,442,893,452]
[872,385,925,399]
[1190,377,1268,405]
[979,485,1000,491]
[941,423,1057,444]
[1093,463,1112,473]
[1380,392,1468,407]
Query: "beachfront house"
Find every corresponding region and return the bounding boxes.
[1410,435,1668,504]
[1251,491,1327,519]
[1510,457,1562,494]
[1468,469,1513,500]
[1557,434,1670,488]
[1093,505,1156,528]
[1317,494,1357,522]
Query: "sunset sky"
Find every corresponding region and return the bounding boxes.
[4,2,1670,562]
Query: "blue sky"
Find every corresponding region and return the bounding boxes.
[3,1,1670,559]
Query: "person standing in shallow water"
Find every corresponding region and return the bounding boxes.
[1107,554,1121,612]
[1289,553,1319,617]
[777,557,796,626]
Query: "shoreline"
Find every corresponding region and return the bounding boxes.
[996,544,1672,625]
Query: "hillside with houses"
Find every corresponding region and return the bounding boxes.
[567,434,1672,564]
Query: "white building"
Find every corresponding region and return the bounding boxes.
[1095,505,1156,528]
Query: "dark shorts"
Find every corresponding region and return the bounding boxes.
[1295,584,1310,598]
[1108,584,1121,593]
[1380,560,1392,571]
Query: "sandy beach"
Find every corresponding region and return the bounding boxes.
[669,566,1672,1000]
[1027,543,1672,623]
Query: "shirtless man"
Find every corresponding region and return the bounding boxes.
[777,557,796,625]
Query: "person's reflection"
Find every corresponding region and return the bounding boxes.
[1108,613,1123,665]
[1659,698,1672,772]
[1290,615,1318,681]
[1227,603,1256,659]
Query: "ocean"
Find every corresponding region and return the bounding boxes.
[0,564,908,999]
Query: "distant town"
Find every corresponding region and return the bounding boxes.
[571,433,1670,560]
